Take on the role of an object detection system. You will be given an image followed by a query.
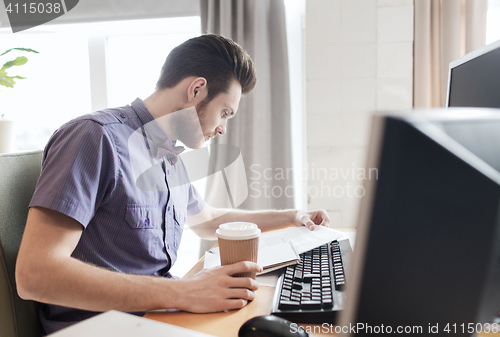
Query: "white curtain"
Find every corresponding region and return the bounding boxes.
[200,0,294,210]
[414,0,488,107]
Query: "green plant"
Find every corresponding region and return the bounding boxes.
[0,47,39,89]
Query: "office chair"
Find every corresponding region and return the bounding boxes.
[0,150,44,337]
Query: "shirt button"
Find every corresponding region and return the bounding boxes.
[144,219,150,226]
[168,206,170,211]
[167,244,170,249]
[119,113,126,119]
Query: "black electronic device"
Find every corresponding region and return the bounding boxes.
[238,315,309,337]
[447,39,500,108]
[338,109,500,336]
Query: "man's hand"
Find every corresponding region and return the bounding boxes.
[295,209,330,230]
[173,261,262,313]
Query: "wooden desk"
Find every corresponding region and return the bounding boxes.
[145,265,335,337]
[144,237,344,337]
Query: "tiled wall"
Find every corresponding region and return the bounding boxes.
[306,0,414,228]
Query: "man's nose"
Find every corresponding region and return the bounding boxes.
[216,122,226,135]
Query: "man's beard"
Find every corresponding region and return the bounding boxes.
[174,101,209,149]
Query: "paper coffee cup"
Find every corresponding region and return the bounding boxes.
[216,222,261,279]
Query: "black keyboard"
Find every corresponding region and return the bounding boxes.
[270,239,352,324]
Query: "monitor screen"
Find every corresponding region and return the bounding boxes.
[447,40,500,108]
[339,108,500,337]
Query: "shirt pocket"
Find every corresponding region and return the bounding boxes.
[173,205,186,249]
[125,204,159,229]
[115,204,163,259]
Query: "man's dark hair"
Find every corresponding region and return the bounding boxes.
[156,34,256,101]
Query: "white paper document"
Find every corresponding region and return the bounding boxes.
[260,225,345,255]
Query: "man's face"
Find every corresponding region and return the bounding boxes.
[188,79,242,149]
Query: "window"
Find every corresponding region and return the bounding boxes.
[103,17,201,107]
[1,30,91,150]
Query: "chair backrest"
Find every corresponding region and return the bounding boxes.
[0,150,44,337]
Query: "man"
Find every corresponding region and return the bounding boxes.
[15,34,330,334]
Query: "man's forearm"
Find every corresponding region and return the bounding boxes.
[17,246,261,314]
[17,252,180,313]
[213,208,298,231]
[189,207,299,240]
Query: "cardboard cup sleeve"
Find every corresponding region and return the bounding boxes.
[218,236,259,279]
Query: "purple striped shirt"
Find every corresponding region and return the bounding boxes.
[29,98,204,334]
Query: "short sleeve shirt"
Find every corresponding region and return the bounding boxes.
[29,98,205,334]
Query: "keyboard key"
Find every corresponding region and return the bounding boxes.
[279,300,301,310]
[323,299,334,309]
[300,300,322,309]
[303,273,320,280]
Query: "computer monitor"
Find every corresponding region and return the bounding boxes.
[447,39,500,108]
[339,108,500,337]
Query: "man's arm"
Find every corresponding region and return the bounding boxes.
[16,207,261,313]
[187,205,331,240]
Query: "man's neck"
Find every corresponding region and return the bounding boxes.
[142,88,190,142]
[143,89,185,120]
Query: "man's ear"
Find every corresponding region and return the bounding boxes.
[187,77,208,103]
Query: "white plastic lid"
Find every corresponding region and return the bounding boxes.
[215,222,261,240]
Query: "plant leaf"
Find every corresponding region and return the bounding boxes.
[0,77,14,88]
[0,48,39,56]
[0,75,25,88]
[1,56,28,72]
